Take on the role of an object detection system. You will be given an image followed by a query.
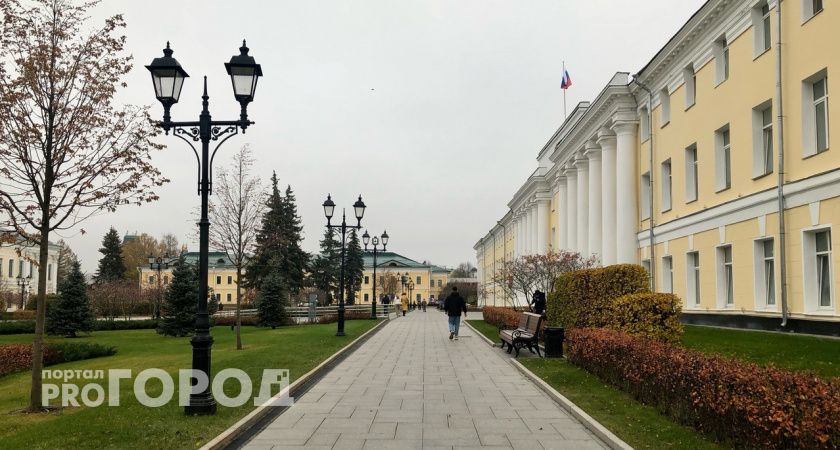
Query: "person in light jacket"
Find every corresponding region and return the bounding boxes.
[400,292,409,317]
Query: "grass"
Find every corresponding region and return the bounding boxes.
[681,325,840,378]
[465,319,498,344]
[0,320,379,450]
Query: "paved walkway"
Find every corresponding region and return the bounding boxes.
[242,310,608,450]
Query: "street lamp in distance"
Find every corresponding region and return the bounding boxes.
[362,230,388,320]
[322,194,367,336]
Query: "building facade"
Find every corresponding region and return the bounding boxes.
[138,252,245,308]
[475,0,839,332]
[0,237,59,310]
[355,251,450,305]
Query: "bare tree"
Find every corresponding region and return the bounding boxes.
[160,233,181,256]
[209,145,264,350]
[0,1,167,411]
[381,273,400,298]
[492,251,598,311]
[450,261,477,278]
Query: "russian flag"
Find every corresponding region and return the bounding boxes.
[561,69,572,90]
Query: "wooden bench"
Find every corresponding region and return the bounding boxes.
[499,312,543,357]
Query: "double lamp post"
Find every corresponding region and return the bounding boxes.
[146,40,263,415]
[322,195,367,336]
[362,230,388,319]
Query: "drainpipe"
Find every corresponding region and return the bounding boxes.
[776,0,789,327]
[631,76,656,292]
[498,219,507,305]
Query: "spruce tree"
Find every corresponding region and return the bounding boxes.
[47,259,94,337]
[311,227,340,304]
[94,227,126,283]
[278,185,309,294]
[55,240,78,289]
[157,256,198,337]
[256,271,288,329]
[345,229,364,305]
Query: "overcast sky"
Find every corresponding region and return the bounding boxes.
[63,0,707,274]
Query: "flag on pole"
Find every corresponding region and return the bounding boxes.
[561,69,572,90]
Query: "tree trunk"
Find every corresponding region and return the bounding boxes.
[29,223,50,411]
[235,266,242,350]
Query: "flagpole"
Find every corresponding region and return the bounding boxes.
[562,60,567,121]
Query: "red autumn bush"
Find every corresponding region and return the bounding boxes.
[566,328,840,449]
[482,306,521,329]
[0,344,62,377]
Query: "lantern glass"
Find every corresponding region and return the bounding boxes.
[362,230,370,246]
[146,43,189,105]
[353,196,366,221]
[381,231,389,246]
[225,41,263,103]
[323,195,335,220]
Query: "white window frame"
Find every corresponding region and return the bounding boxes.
[661,255,673,293]
[685,144,698,203]
[801,0,824,23]
[752,2,772,57]
[641,259,652,290]
[714,36,729,85]
[716,244,734,308]
[686,251,701,307]
[802,70,829,157]
[661,159,672,212]
[659,88,671,126]
[640,172,651,220]
[715,125,732,192]
[802,226,834,312]
[640,106,650,142]
[753,237,777,310]
[683,65,696,109]
[752,101,774,177]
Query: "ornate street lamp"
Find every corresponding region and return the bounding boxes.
[408,278,415,309]
[16,275,30,310]
[146,41,263,416]
[148,254,172,319]
[323,194,366,336]
[363,230,389,320]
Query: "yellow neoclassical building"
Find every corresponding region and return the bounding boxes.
[0,236,59,310]
[476,0,839,335]
[138,252,244,308]
[353,251,451,305]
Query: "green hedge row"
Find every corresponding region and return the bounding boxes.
[0,319,160,335]
[0,342,116,377]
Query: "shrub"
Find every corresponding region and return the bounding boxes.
[317,310,369,324]
[0,310,36,320]
[0,342,115,378]
[607,292,683,342]
[214,315,259,327]
[566,328,840,450]
[548,264,649,328]
[93,319,158,331]
[482,307,521,329]
[0,320,36,335]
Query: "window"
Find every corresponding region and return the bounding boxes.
[661,159,672,212]
[416,276,421,284]
[662,256,673,293]
[715,126,732,191]
[685,145,698,202]
[0,258,3,278]
[216,275,221,284]
[684,65,696,108]
[47,264,52,281]
[686,252,701,306]
[659,89,670,125]
[640,106,650,141]
[803,72,829,156]
[438,279,442,288]
[715,37,729,85]
[814,77,829,153]
[227,276,232,285]
[753,103,774,177]
[364,276,370,285]
[641,259,652,289]
[163,276,169,285]
[803,228,834,310]
[640,172,651,220]
[215,293,221,302]
[8,259,12,277]
[416,294,421,302]
[364,293,369,302]
[29,261,33,277]
[149,275,155,284]
[226,293,232,302]
[717,245,734,307]
[755,239,775,307]
[430,279,434,287]
[802,0,824,22]
[816,230,832,308]
[753,3,771,56]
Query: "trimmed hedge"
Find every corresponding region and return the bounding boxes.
[548,264,649,329]
[0,319,158,335]
[0,320,36,335]
[0,342,117,378]
[482,307,521,329]
[0,311,35,320]
[567,328,840,449]
[214,315,259,327]
[607,293,683,342]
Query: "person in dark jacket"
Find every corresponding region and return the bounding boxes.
[443,287,467,340]
[530,290,546,316]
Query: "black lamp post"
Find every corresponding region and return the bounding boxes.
[16,275,30,310]
[362,230,388,320]
[146,40,263,416]
[323,194,366,336]
[408,279,415,309]
[148,255,171,319]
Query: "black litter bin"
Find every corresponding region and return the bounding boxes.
[543,326,564,358]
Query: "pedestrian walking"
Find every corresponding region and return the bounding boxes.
[400,292,408,317]
[443,286,467,340]
[422,299,427,312]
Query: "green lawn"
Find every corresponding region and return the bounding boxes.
[466,319,498,344]
[681,325,840,378]
[0,320,378,450]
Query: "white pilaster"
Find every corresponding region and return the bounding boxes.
[585,141,602,260]
[598,131,617,265]
[515,214,522,257]
[565,166,578,252]
[556,176,567,251]
[575,155,589,257]
[614,122,638,263]
[527,204,536,254]
[536,197,550,254]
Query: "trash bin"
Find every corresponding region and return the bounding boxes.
[543,326,564,358]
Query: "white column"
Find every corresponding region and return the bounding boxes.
[556,176,567,250]
[515,215,522,257]
[586,141,603,260]
[614,122,638,263]
[536,197,550,254]
[527,205,536,254]
[575,156,589,256]
[599,131,617,265]
[565,167,578,252]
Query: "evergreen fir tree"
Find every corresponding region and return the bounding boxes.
[311,227,340,304]
[345,229,364,305]
[94,227,125,283]
[278,185,309,294]
[47,259,94,337]
[157,255,198,337]
[55,239,78,289]
[256,270,288,329]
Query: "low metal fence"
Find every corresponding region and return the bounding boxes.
[215,303,399,323]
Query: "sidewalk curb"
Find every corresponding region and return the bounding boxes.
[463,321,633,450]
[199,318,390,450]
[509,360,634,450]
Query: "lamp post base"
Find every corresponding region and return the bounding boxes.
[370,301,377,320]
[186,334,216,415]
[185,393,217,415]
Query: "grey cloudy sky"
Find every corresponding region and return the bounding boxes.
[66,0,706,273]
